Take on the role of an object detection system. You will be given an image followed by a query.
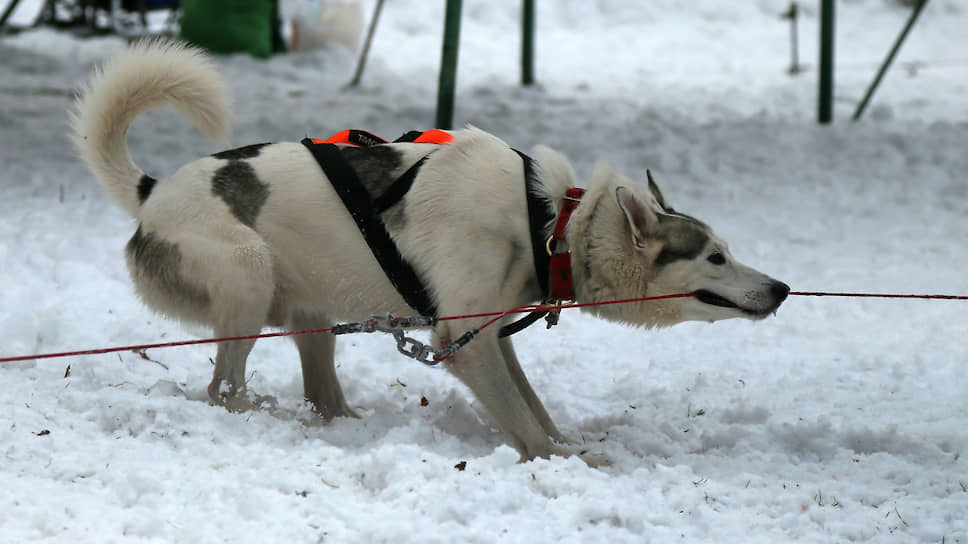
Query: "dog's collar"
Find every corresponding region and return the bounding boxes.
[498,185,585,336]
[511,152,584,303]
[547,187,586,302]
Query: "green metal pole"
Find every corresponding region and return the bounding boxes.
[852,0,928,121]
[818,0,835,123]
[521,0,535,85]
[787,2,799,74]
[436,0,463,129]
[0,0,24,34]
[346,0,385,88]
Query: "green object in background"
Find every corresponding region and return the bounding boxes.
[852,0,928,121]
[180,0,276,59]
[817,0,834,123]
[521,0,535,85]
[435,0,463,129]
[1,0,24,34]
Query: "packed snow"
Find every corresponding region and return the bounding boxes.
[1,0,966,542]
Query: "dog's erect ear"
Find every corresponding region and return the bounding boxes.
[616,186,658,248]
[646,169,672,212]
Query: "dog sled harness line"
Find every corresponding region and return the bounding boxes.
[300,129,570,338]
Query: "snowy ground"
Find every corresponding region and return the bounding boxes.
[1,1,967,542]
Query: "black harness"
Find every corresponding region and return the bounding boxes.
[301,131,554,337]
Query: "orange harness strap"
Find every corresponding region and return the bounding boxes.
[310,128,454,147]
[408,129,454,145]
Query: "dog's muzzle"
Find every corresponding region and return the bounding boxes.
[695,280,790,317]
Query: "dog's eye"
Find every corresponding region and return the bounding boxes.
[707,252,726,265]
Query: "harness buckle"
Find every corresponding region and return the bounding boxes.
[544,299,562,329]
[546,235,570,257]
[563,193,583,203]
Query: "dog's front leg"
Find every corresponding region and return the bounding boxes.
[440,324,571,462]
[498,337,577,445]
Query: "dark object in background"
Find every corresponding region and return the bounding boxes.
[21,0,179,37]
[180,0,285,59]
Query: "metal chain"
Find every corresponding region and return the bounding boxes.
[330,314,478,365]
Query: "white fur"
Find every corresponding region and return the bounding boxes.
[70,39,232,216]
[288,0,364,52]
[72,40,787,463]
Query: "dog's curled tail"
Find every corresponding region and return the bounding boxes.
[70,39,232,217]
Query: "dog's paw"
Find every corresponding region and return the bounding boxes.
[575,450,612,468]
[554,443,611,468]
[214,391,278,413]
[315,403,362,421]
[551,431,581,446]
[523,442,610,468]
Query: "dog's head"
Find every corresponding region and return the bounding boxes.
[574,167,789,327]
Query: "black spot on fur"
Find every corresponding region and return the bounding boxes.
[381,205,407,233]
[126,227,210,307]
[212,143,271,161]
[211,161,270,227]
[341,145,405,200]
[654,215,710,267]
[137,174,157,204]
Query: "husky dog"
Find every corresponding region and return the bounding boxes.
[71,40,788,462]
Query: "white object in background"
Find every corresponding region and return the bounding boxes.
[289,0,363,52]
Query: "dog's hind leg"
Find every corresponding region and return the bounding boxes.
[199,235,275,411]
[288,311,360,420]
[209,326,261,411]
[125,223,272,409]
[498,338,576,445]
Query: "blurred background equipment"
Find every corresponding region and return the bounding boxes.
[287,0,362,53]
[180,0,285,58]
[851,0,928,120]
[5,0,180,37]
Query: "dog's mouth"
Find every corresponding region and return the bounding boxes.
[694,290,740,309]
[693,290,771,317]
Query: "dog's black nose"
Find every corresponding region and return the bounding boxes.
[772,281,791,302]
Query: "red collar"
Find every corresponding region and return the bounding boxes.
[546,187,586,302]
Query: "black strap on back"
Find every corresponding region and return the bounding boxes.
[373,157,427,214]
[499,150,555,336]
[301,137,555,338]
[393,130,424,143]
[301,138,438,318]
[514,149,552,298]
